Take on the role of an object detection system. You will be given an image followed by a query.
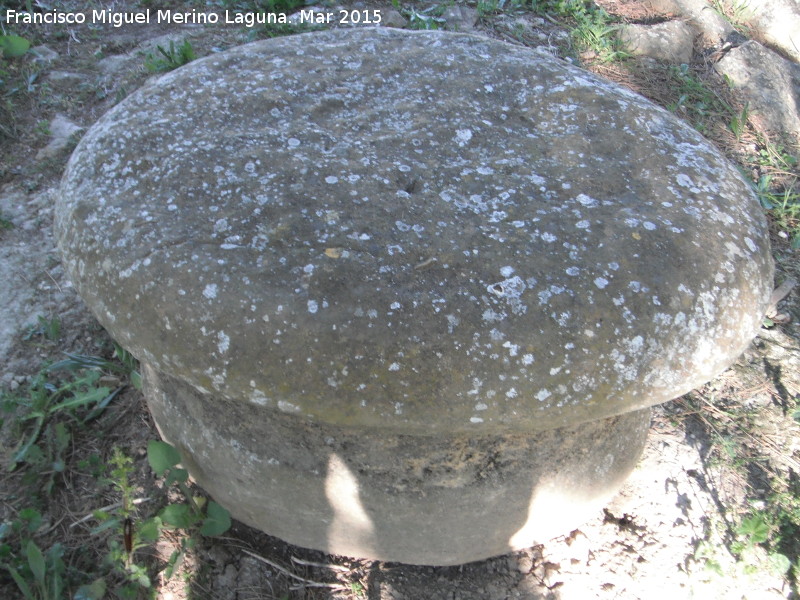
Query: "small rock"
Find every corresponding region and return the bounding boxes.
[97,54,132,77]
[214,564,238,600]
[381,8,407,29]
[46,71,90,87]
[29,45,58,65]
[443,5,479,31]
[645,0,734,45]
[715,40,800,137]
[236,556,264,591]
[618,21,695,64]
[747,0,800,63]
[35,115,83,160]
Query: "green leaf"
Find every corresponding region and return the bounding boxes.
[0,35,30,58]
[200,501,232,536]
[74,578,107,600]
[147,440,181,476]
[137,517,161,543]
[165,468,189,486]
[6,564,34,599]
[26,540,46,584]
[159,504,196,529]
[737,515,769,545]
[130,370,142,390]
[767,552,792,575]
[19,508,42,534]
[90,517,120,535]
[48,386,110,413]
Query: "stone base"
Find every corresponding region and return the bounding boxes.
[143,364,651,566]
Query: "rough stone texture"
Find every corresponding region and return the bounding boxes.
[745,0,800,63]
[55,28,773,435]
[618,21,696,64]
[36,114,82,160]
[380,8,407,29]
[143,363,651,566]
[715,40,800,137]
[443,5,479,31]
[645,0,735,45]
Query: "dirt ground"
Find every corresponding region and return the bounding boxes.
[1,1,799,599]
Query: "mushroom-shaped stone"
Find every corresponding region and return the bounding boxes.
[55,28,772,565]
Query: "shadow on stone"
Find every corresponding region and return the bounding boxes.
[143,363,650,565]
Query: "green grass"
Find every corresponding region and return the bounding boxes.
[531,0,629,62]
[710,0,753,34]
[143,40,196,73]
[1,335,230,599]
[746,134,800,248]
[665,64,736,134]
[676,393,800,592]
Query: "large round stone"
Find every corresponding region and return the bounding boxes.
[55,28,772,564]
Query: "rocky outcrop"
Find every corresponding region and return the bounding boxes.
[715,40,800,138]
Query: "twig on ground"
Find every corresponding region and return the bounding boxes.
[70,497,151,528]
[766,277,797,319]
[291,555,350,572]
[241,548,347,591]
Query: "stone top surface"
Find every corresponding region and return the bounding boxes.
[55,28,772,433]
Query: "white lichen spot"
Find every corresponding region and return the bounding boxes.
[482,309,503,323]
[390,302,401,310]
[576,193,598,207]
[576,220,591,229]
[506,388,518,398]
[447,314,460,333]
[308,300,319,314]
[203,284,218,299]
[536,389,551,402]
[594,277,609,289]
[676,173,693,188]
[541,232,557,243]
[217,331,230,354]
[277,400,301,413]
[470,416,484,424]
[325,175,339,184]
[565,266,580,276]
[388,362,400,371]
[455,129,473,146]
[475,402,488,411]
[500,265,515,277]
[521,354,534,365]
[643,221,657,230]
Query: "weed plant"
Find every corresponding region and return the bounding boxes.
[143,40,196,73]
[1,330,230,598]
[531,0,628,62]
